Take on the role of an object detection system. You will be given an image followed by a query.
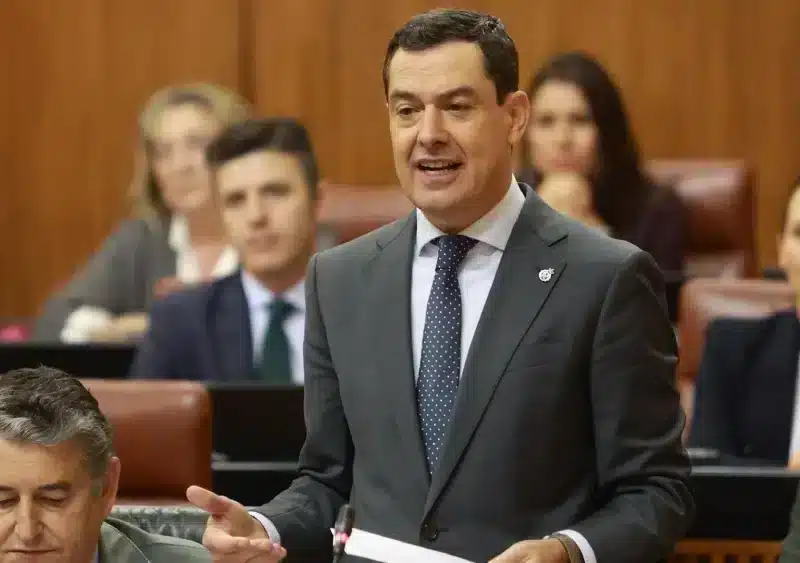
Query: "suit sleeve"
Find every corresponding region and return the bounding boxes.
[569,250,694,563]
[687,320,738,456]
[251,253,351,559]
[128,297,184,380]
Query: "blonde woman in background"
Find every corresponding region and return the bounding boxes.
[33,83,251,343]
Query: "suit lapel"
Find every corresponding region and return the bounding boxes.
[209,274,254,382]
[365,214,430,487]
[99,521,150,563]
[424,195,568,515]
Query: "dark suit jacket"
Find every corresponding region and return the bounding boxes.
[688,310,800,465]
[254,186,693,563]
[128,273,256,382]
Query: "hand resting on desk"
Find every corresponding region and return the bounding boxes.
[186,485,286,562]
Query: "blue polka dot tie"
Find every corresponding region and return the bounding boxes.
[417,234,477,474]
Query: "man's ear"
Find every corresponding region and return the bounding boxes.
[101,456,121,516]
[504,90,530,146]
[311,179,328,223]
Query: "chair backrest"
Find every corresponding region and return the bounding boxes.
[318,183,411,244]
[319,160,756,279]
[647,159,756,278]
[109,505,207,544]
[676,278,795,384]
[81,380,212,503]
[670,539,782,563]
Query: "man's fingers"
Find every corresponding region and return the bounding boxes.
[187,485,239,517]
[204,526,279,554]
[204,526,250,554]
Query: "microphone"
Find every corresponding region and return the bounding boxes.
[332,504,355,563]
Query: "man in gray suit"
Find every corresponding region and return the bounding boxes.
[0,367,209,563]
[187,8,693,563]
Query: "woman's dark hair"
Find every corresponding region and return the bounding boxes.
[522,51,655,236]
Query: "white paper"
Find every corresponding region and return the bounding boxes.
[331,527,474,563]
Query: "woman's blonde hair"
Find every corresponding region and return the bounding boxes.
[130,83,252,221]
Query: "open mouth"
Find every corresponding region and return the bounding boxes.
[416,159,463,176]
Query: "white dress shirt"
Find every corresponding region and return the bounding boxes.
[254,179,597,563]
[240,270,306,385]
[60,215,238,343]
[168,215,239,283]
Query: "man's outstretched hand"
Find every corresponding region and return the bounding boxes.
[186,485,287,562]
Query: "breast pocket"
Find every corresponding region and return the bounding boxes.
[505,338,569,371]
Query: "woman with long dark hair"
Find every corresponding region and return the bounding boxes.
[518,51,686,274]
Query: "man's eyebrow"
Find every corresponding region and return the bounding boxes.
[388,90,418,104]
[38,481,72,493]
[388,86,479,104]
[0,481,73,494]
[436,86,479,100]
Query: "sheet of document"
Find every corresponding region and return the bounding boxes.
[332,527,474,563]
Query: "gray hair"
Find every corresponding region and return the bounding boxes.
[0,367,115,484]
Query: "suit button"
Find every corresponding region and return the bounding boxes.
[421,522,440,541]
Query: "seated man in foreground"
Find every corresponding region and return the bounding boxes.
[0,366,209,563]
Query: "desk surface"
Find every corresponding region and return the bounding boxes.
[210,463,800,540]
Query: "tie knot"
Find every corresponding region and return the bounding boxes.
[435,235,477,271]
[269,298,294,321]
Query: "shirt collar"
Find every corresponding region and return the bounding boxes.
[240,270,306,313]
[414,175,525,255]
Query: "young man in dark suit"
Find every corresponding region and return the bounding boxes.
[186,9,693,563]
[690,178,800,465]
[129,118,320,384]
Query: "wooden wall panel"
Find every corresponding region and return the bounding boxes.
[247,0,340,184]
[0,0,242,318]
[0,0,107,320]
[3,0,800,319]
[327,0,800,271]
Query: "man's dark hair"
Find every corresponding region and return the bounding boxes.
[382,9,518,104]
[0,366,114,481]
[206,117,319,199]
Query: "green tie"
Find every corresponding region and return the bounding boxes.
[256,298,294,383]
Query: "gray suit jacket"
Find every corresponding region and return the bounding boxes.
[781,485,800,562]
[33,218,176,341]
[99,517,209,563]
[252,186,694,563]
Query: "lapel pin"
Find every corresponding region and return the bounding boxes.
[538,268,555,282]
